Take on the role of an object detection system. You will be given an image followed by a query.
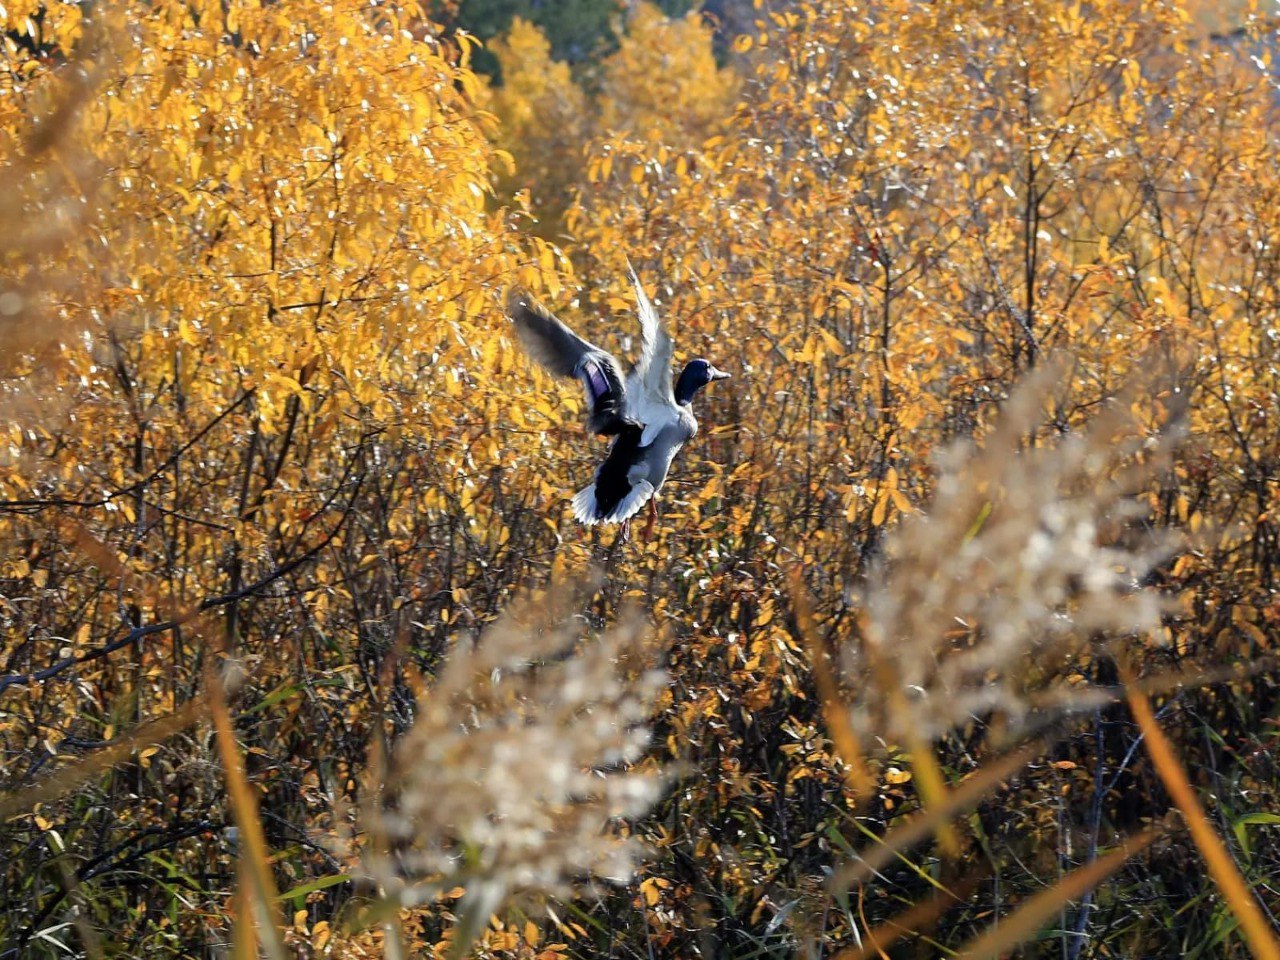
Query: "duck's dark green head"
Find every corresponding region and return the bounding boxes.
[675,359,730,405]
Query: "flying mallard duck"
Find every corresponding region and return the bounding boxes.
[507,266,729,536]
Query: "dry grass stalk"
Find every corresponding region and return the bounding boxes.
[0,699,209,821]
[790,566,874,802]
[0,24,102,390]
[831,737,1050,891]
[858,359,1174,746]
[362,589,666,951]
[209,666,287,960]
[1123,663,1280,959]
[953,828,1161,960]
[832,868,988,960]
[822,359,1177,899]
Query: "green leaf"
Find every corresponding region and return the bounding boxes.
[276,873,350,906]
[1231,812,1280,862]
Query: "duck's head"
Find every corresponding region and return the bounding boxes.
[675,358,730,405]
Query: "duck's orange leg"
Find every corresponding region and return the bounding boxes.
[642,498,658,541]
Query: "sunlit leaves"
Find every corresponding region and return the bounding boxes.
[4,0,1280,955]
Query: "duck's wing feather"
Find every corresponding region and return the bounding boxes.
[623,263,678,446]
[507,288,630,436]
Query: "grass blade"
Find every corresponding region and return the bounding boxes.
[0,700,207,820]
[831,738,1046,890]
[790,567,874,801]
[954,829,1159,960]
[1124,666,1280,959]
[209,669,287,960]
[833,868,987,960]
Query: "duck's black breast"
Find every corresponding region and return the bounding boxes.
[592,422,646,520]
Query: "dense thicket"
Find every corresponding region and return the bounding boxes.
[2,1,1279,957]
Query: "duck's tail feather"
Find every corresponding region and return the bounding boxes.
[573,479,655,525]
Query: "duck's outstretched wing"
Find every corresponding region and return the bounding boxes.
[623,263,678,446]
[507,287,631,436]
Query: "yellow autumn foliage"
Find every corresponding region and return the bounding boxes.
[484,17,589,236]
[596,2,739,148]
[3,0,1280,956]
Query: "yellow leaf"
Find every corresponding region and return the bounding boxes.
[640,877,662,906]
[889,486,913,514]
[818,327,845,356]
[871,491,888,527]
